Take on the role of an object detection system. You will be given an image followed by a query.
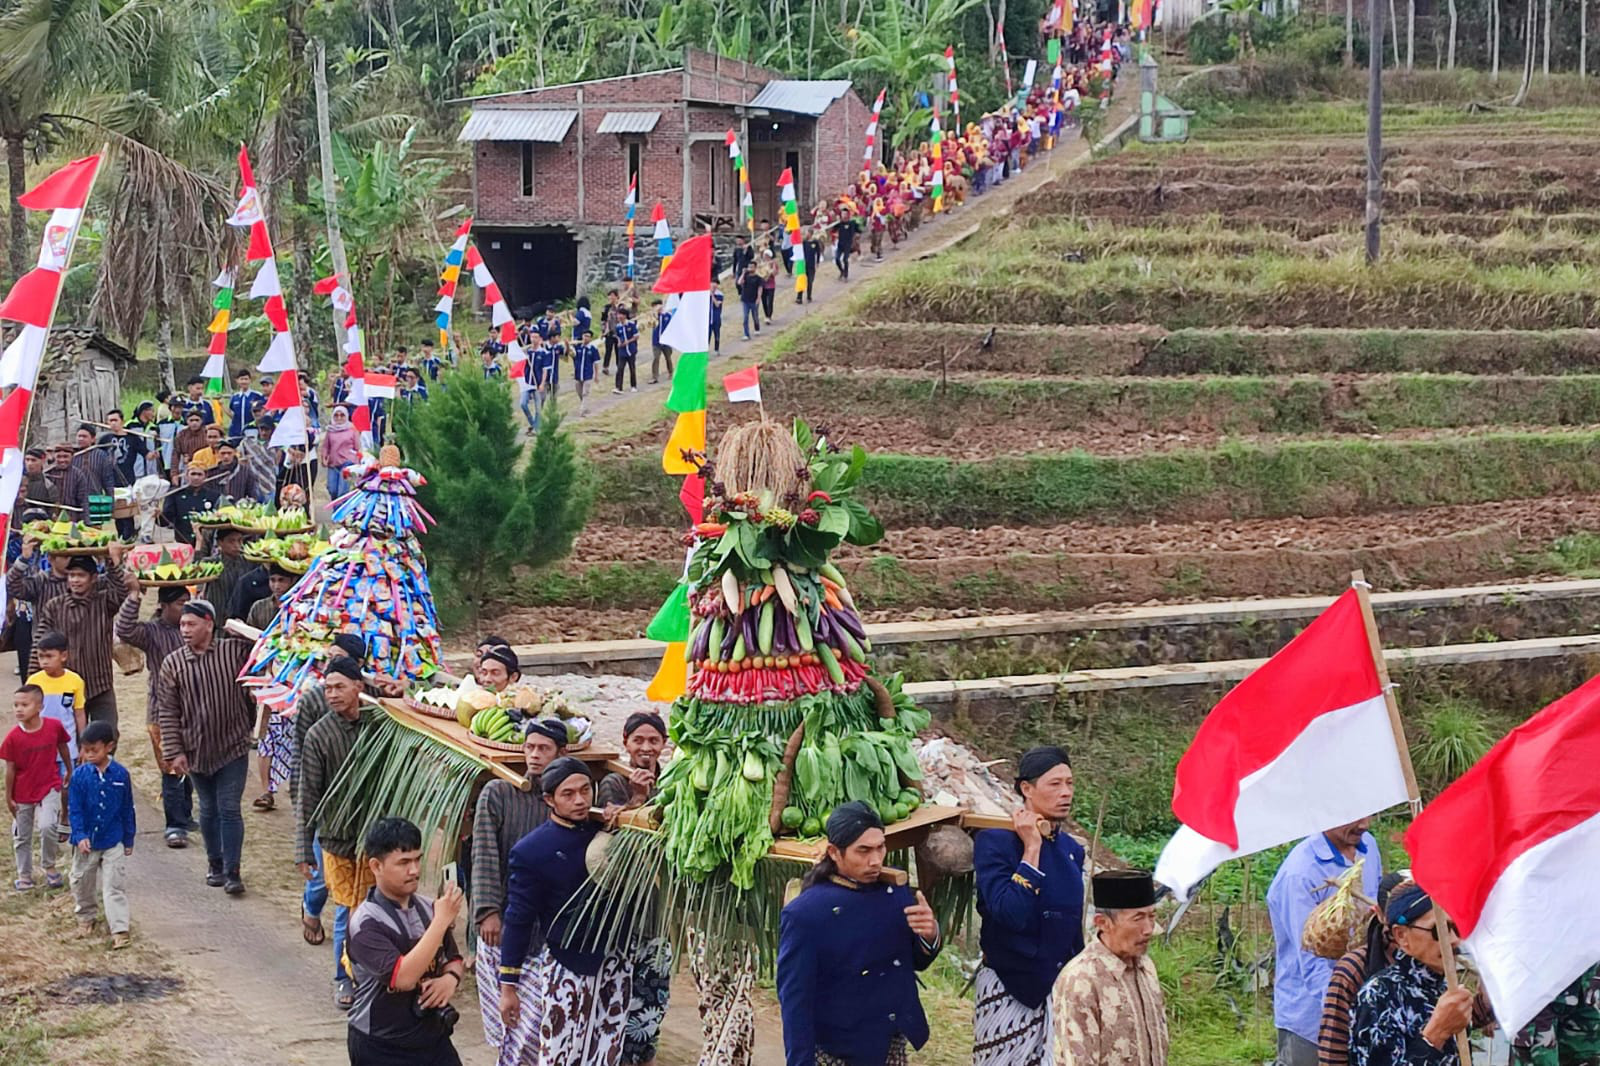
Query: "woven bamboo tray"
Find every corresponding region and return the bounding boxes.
[131,576,218,589]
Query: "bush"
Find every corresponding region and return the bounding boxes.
[1414,699,1493,795]
[394,371,592,628]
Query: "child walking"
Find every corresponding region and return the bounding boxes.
[3,684,72,891]
[69,720,135,948]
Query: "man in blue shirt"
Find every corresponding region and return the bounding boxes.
[525,342,555,434]
[570,330,600,413]
[612,309,639,394]
[226,370,263,442]
[419,340,445,382]
[181,376,217,425]
[1267,818,1383,1066]
[648,299,674,384]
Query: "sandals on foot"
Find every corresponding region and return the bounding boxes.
[334,977,355,1011]
[251,792,275,811]
[44,872,63,889]
[301,905,327,946]
[111,933,131,950]
[13,878,34,891]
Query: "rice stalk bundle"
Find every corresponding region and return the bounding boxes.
[713,421,809,500]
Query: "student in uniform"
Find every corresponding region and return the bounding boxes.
[709,288,724,355]
[649,299,674,384]
[573,297,592,349]
[181,376,219,426]
[600,290,620,375]
[777,802,942,1066]
[226,371,263,442]
[570,330,600,412]
[525,341,555,435]
[419,339,445,382]
[612,308,639,394]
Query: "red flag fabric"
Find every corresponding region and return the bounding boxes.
[312,275,341,295]
[0,386,32,450]
[264,370,300,410]
[679,473,705,525]
[237,143,256,188]
[654,234,713,294]
[0,268,62,327]
[1404,674,1600,1032]
[263,295,289,333]
[1154,588,1413,899]
[17,156,99,210]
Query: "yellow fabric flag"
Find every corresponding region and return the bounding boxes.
[662,410,706,474]
[442,264,460,283]
[208,308,230,333]
[645,643,688,702]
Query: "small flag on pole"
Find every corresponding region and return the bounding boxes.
[722,366,761,404]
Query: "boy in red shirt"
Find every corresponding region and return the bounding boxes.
[3,684,72,890]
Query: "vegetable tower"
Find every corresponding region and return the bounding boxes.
[240,446,443,703]
[581,418,930,961]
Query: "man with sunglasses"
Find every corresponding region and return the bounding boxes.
[1349,884,1476,1066]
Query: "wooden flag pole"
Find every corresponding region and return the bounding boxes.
[1350,569,1422,813]
[1431,905,1476,1066]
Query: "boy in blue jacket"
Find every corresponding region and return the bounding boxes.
[68,720,136,948]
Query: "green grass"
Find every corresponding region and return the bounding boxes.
[591,430,1600,527]
[1544,532,1600,577]
[859,241,1600,331]
[509,561,680,610]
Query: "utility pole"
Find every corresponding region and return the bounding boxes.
[1365,0,1384,264]
[313,36,351,352]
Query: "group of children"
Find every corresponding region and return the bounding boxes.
[4,634,134,948]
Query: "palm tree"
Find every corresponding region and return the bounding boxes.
[822,0,981,152]
[0,0,145,283]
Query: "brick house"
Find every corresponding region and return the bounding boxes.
[458,47,872,312]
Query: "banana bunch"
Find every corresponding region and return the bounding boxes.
[469,706,521,743]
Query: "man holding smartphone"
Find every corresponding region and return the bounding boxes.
[346,817,467,1066]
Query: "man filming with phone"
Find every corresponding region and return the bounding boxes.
[345,816,467,1066]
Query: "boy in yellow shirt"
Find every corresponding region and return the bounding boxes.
[29,631,87,839]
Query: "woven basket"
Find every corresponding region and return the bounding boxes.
[403,696,460,721]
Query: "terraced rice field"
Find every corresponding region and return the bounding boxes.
[536,89,1600,643]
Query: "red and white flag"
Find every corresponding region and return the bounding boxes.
[863,88,887,163]
[1405,675,1600,1034]
[722,366,761,404]
[1155,587,1415,900]
[363,372,398,400]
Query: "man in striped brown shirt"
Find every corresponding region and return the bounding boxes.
[35,546,128,729]
[155,599,255,896]
[114,582,193,848]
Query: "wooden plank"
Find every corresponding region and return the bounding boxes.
[959,811,1014,832]
[768,804,965,863]
[378,698,618,785]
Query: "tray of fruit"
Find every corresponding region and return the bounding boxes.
[131,551,224,588]
[242,533,333,572]
[25,520,123,555]
[194,504,313,535]
[408,677,592,751]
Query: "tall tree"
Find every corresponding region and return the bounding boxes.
[1510,0,1536,105]
[1446,0,1457,68]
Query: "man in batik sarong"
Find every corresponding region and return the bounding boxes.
[498,758,631,1066]
[973,745,1085,1066]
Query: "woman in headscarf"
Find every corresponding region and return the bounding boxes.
[776,802,943,1066]
[972,746,1085,1066]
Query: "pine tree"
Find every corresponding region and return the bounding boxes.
[393,369,590,628]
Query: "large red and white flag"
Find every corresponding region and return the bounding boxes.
[1155,587,1415,900]
[1405,675,1600,1034]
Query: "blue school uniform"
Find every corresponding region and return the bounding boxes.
[973,826,1086,1009]
[182,398,216,425]
[574,306,592,339]
[499,818,604,978]
[226,389,263,439]
[777,876,941,1066]
[616,320,639,359]
[571,342,600,382]
[332,377,351,405]
[530,345,556,390]
[401,382,429,404]
[420,354,444,381]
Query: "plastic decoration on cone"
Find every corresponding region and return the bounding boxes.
[239,448,443,714]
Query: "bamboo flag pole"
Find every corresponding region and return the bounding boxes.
[17,146,110,459]
[1350,569,1422,813]
[1353,570,1471,1062]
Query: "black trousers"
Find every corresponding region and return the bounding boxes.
[603,330,617,372]
[615,351,637,390]
[347,1027,461,1066]
[761,287,775,320]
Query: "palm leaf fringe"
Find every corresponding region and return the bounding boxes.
[315,705,485,879]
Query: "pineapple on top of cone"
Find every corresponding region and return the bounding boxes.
[651,418,930,890]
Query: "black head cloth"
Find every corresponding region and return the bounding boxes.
[540,756,591,795]
[825,801,884,849]
[1092,869,1157,909]
[1014,745,1071,793]
[525,718,568,746]
[623,711,667,739]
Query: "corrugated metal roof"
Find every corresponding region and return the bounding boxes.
[596,111,663,134]
[747,80,853,117]
[457,108,578,143]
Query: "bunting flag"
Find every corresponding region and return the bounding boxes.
[930,117,945,214]
[998,27,1014,96]
[228,144,303,448]
[1046,0,1065,65]
[945,46,961,129]
[316,273,371,433]
[1131,0,1152,32]
[202,269,235,396]
[1050,60,1065,138]
[652,201,674,274]
[725,131,756,234]
[434,217,472,353]
[863,89,887,166]
[624,176,638,279]
[646,233,717,702]
[466,244,529,392]
[0,153,103,618]
[779,167,806,296]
